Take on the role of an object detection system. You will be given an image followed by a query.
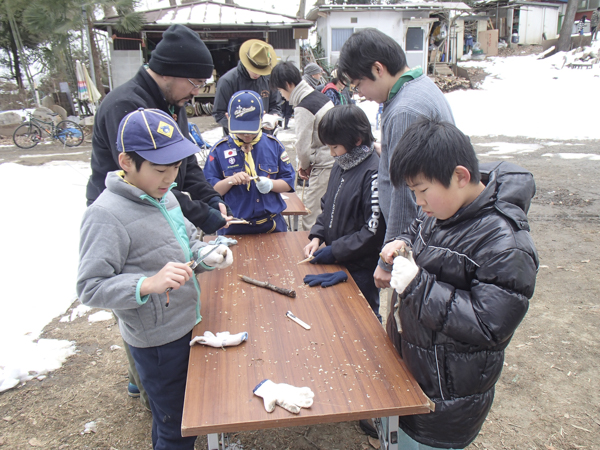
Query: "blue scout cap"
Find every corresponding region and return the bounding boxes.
[117,108,199,164]
[228,91,263,134]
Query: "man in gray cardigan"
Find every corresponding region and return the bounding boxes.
[338,28,454,289]
[270,62,334,231]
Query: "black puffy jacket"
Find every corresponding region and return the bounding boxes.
[387,161,539,448]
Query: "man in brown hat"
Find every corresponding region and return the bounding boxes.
[212,39,283,135]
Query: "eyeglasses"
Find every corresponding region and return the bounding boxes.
[188,79,206,90]
[352,79,362,93]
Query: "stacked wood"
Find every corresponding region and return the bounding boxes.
[434,75,473,92]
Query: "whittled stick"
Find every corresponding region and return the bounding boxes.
[238,275,296,298]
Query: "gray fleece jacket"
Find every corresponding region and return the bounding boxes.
[77,171,213,348]
[290,80,334,171]
[379,74,454,270]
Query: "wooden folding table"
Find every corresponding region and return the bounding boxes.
[183,232,431,449]
[281,192,308,231]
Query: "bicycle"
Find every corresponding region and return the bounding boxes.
[13,111,84,149]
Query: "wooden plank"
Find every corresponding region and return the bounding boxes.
[182,232,430,436]
[281,192,308,216]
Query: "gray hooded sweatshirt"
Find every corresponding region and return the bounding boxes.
[77,171,213,348]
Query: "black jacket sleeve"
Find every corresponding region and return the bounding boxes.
[331,171,385,262]
[212,76,235,128]
[268,88,283,117]
[404,247,536,347]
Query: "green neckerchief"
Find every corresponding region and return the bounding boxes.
[388,67,423,101]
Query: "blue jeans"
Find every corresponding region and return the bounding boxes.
[129,332,196,450]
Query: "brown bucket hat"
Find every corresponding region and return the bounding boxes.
[239,39,278,76]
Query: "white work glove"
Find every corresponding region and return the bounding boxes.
[253,379,314,414]
[190,331,248,348]
[255,177,274,194]
[262,113,279,130]
[390,251,419,295]
[200,244,233,269]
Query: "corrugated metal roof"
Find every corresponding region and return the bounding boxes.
[306,2,471,21]
[98,0,312,27]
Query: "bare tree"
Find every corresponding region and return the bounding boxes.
[556,0,579,52]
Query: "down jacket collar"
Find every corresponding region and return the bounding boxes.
[438,161,536,232]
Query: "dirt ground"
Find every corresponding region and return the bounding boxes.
[1,66,600,449]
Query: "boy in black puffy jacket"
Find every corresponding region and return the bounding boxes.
[303,105,385,319]
[380,117,539,449]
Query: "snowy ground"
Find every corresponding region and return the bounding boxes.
[2,46,600,392]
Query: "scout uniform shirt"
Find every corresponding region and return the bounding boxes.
[204,134,295,222]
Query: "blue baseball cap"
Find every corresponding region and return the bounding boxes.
[228,91,263,134]
[117,108,199,164]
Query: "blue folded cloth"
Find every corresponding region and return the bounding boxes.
[208,236,238,247]
[309,246,336,264]
[303,271,348,288]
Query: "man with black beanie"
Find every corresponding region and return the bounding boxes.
[85,24,232,418]
[87,24,231,233]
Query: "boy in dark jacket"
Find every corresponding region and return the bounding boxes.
[303,106,385,319]
[380,117,539,449]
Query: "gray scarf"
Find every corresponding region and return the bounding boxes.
[303,74,320,89]
[335,144,374,170]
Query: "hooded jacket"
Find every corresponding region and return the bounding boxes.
[86,67,226,233]
[309,151,385,272]
[388,161,539,448]
[78,172,213,349]
[290,80,334,170]
[321,82,346,106]
[212,61,283,130]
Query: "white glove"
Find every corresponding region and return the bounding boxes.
[190,331,248,348]
[200,244,233,269]
[253,379,314,414]
[390,250,419,295]
[255,177,273,194]
[262,113,279,130]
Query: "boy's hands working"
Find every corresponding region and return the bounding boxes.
[380,240,410,265]
[303,238,321,258]
[390,251,419,295]
[310,246,336,264]
[255,177,273,194]
[227,171,253,186]
[141,262,193,296]
[375,239,411,289]
[200,244,233,269]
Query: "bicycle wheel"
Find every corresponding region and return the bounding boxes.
[56,120,84,147]
[13,122,43,149]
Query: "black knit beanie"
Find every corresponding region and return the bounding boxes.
[149,24,213,79]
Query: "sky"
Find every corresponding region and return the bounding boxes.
[1,45,600,392]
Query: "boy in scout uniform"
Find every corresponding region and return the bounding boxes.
[204,90,295,234]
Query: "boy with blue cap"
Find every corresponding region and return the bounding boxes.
[77,108,233,450]
[204,90,295,234]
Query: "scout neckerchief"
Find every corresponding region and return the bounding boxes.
[168,105,177,122]
[387,67,423,101]
[231,130,263,190]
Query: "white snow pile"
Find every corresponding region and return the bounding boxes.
[446,42,600,140]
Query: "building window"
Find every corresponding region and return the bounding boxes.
[351,17,357,23]
[406,27,424,51]
[332,28,354,51]
[270,28,295,50]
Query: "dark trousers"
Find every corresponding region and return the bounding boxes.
[218,213,287,235]
[348,267,381,321]
[129,332,196,450]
